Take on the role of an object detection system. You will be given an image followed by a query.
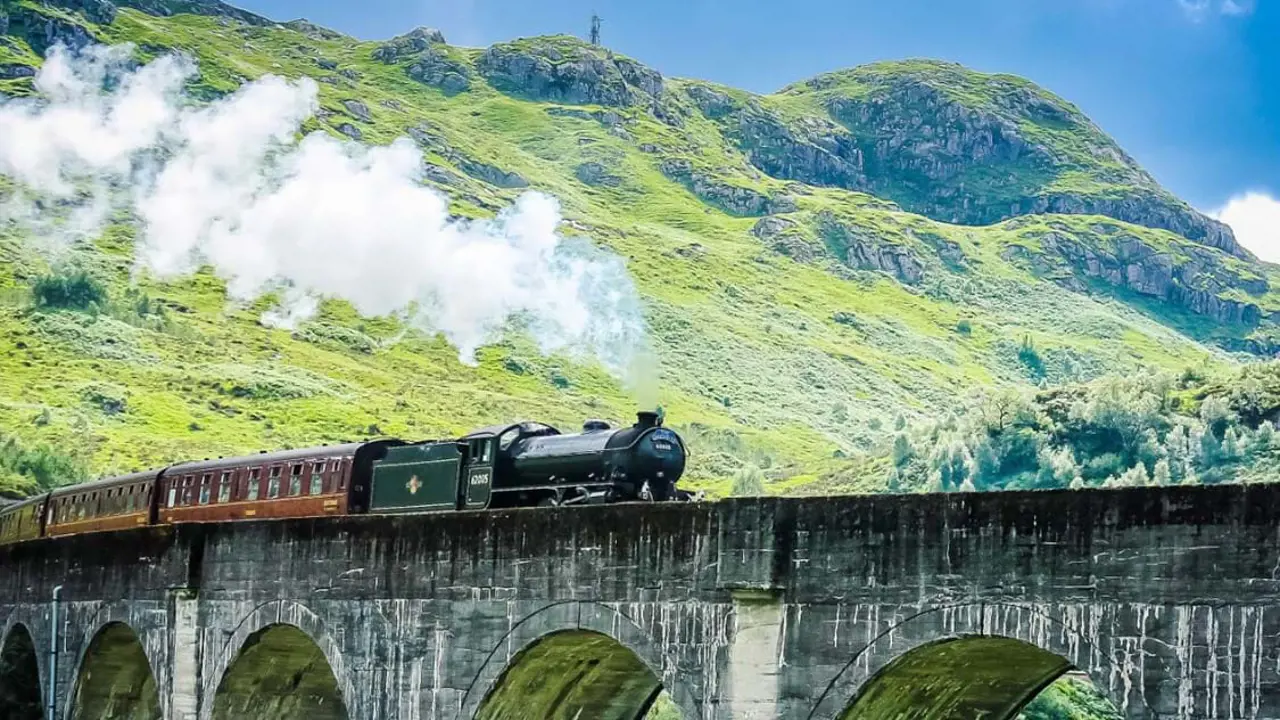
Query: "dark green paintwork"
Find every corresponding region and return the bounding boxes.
[369,443,463,513]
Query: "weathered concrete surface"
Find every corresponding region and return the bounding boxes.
[1,483,1279,720]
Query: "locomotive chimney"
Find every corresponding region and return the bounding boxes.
[636,410,659,429]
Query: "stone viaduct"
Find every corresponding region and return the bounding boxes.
[1,482,1279,720]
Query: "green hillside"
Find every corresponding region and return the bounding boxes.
[0,0,1276,504]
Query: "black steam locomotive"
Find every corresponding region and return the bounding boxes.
[0,409,693,547]
[370,409,691,513]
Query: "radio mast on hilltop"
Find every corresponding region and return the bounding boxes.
[590,13,602,45]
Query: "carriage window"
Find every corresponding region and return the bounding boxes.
[167,485,177,508]
[77,496,86,520]
[218,472,231,503]
[198,474,212,505]
[309,462,324,495]
[247,468,261,501]
[182,476,194,505]
[268,466,281,499]
[127,487,136,512]
[289,464,302,496]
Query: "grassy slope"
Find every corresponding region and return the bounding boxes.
[0,5,1262,502]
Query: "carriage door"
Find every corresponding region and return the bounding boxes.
[464,438,494,509]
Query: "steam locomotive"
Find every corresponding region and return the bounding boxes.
[0,410,690,546]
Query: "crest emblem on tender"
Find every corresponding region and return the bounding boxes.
[406,475,422,494]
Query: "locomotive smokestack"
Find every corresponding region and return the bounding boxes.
[636,410,659,429]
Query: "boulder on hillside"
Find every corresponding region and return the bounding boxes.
[334,122,362,141]
[0,64,36,80]
[342,99,372,123]
[574,162,621,187]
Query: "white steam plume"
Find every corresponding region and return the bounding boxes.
[0,43,653,386]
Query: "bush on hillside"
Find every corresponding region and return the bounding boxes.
[0,434,86,498]
[731,464,766,496]
[30,269,108,312]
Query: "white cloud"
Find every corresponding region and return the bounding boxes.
[0,42,655,390]
[1211,191,1280,263]
[1178,0,1255,18]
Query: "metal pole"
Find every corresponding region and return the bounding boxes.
[47,584,62,720]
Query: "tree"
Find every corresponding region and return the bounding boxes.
[1118,463,1150,487]
[1222,427,1241,461]
[892,433,914,468]
[731,465,765,496]
[1152,459,1172,486]
[1199,396,1234,439]
[1255,421,1275,453]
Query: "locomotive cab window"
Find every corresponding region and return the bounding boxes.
[471,439,492,463]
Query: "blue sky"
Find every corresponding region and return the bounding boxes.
[235,0,1280,258]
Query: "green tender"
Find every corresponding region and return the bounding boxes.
[369,442,463,514]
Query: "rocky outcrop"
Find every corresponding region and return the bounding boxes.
[405,125,528,189]
[114,0,271,25]
[371,27,446,62]
[372,27,470,95]
[574,162,620,187]
[342,99,372,123]
[5,6,96,55]
[477,37,666,113]
[1012,193,1242,257]
[0,63,35,79]
[819,213,925,284]
[729,103,868,192]
[457,158,527,188]
[1010,231,1265,325]
[787,69,1247,257]
[334,123,362,141]
[751,216,824,263]
[282,19,345,40]
[50,0,117,25]
[685,84,739,119]
[660,158,795,217]
[408,55,470,95]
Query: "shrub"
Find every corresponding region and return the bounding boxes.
[30,270,107,312]
[955,319,972,335]
[730,464,765,496]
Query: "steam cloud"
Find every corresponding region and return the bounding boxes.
[0,43,655,389]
